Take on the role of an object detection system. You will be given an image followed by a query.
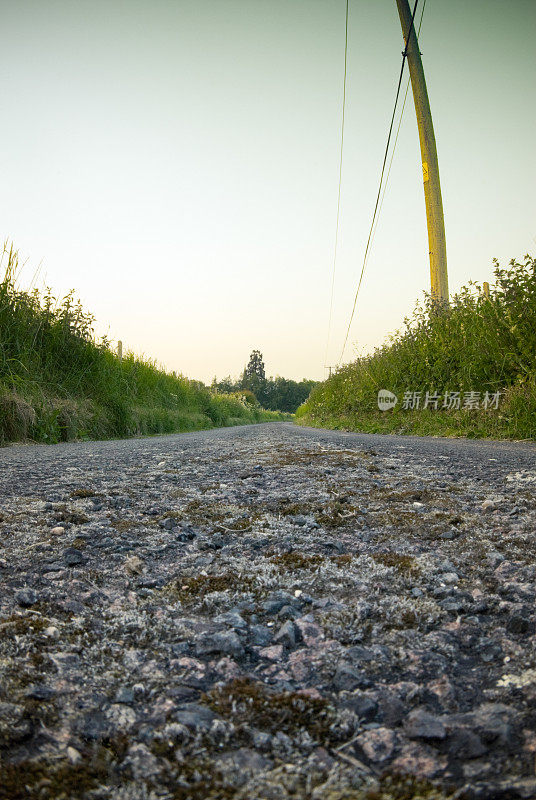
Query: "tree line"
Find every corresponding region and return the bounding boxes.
[211,350,317,413]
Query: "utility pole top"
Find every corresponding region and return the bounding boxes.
[396,0,448,304]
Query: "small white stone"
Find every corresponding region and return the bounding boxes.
[294,589,303,598]
[51,526,65,535]
[412,502,424,509]
[44,626,60,639]
[67,746,82,764]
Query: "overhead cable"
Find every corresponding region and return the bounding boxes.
[338,0,421,365]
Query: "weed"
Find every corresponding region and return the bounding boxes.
[71,537,87,548]
[273,498,362,529]
[70,489,99,499]
[110,519,135,533]
[203,677,335,741]
[270,551,325,571]
[366,773,457,800]
[53,510,90,525]
[372,552,421,577]
[0,613,49,638]
[163,572,255,603]
[0,752,116,800]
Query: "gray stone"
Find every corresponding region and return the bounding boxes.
[249,624,273,646]
[76,710,110,742]
[217,747,272,773]
[377,693,405,726]
[63,547,85,566]
[15,588,38,607]
[25,684,56,701]
[273,620,301,650]
[487,552,505,567]
[447,726,487,759]
[115,687,135,704]
[175,703,215,731]
[262,592,297,615]
[160,517,179,529]
[277,604,300,620]
[195,630,244,659]
[214,610,247,629]
[346,694,378,722]
[346,645,376,663]
[333,663,363,692]
[465,703,515,747]
[122,743,160,779]
[0,703,32,744]
[405,708,446,740]
[440,598,466,613]
[355,727,397,762]
[63,599,85,614]
[506,613,531,634]
[250,728,273,751]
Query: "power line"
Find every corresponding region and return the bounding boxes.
[324,0,349,369]
[367,0,427,263]
[338,0,421,366]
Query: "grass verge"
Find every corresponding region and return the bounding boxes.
[0,244,287,445]
[297,254,536,440]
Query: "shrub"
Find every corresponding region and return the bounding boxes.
[300,255,536,440]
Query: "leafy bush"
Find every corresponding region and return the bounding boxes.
[299,255,536,440]
[212,369,317,413]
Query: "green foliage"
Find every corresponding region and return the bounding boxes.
[0,244,286,444]
[213,356,317,414]
[299,254,536,440]
[243,349,265,381]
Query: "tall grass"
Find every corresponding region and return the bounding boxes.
[298,254,536,440]
[0,244,285,444]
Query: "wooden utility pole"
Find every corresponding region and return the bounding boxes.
[396,0,448,303]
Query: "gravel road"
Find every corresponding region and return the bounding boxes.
[1,421,536,799]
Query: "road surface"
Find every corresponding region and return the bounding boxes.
[1,422,535,799]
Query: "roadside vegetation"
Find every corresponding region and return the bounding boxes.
[0,245,286,445]
[212,349,317,413]
[297,254,536,440]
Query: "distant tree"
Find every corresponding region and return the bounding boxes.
[244,350,265,381]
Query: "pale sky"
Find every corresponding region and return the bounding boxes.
[1,0,534,383]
